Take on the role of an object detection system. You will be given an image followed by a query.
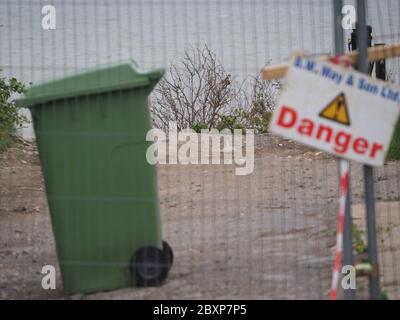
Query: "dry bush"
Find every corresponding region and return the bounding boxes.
[150,45,240,130]
[150,46,281,133]
[239,72,281,133]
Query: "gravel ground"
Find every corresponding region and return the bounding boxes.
[1,134,399,299]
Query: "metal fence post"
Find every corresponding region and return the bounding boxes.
[356,0,381,300]
[333,0,356,300]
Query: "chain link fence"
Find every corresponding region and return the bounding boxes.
[0,0,399,299]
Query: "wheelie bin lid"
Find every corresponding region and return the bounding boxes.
[17,60,164,108]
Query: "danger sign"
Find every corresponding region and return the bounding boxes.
[270,55,400,166]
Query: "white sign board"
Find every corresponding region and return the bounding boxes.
[270,55,400,166]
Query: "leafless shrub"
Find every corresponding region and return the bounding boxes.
[150,46,281,133]
[238,72,281,133]
[150,45,240,130]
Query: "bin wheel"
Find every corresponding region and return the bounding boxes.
[162,241,174,265]
[130,246,169,287]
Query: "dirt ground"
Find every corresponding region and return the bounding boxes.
[1,134,399,300]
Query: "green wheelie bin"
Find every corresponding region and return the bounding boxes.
[17,60,173,294]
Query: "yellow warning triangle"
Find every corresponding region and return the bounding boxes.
[319,92,350,126]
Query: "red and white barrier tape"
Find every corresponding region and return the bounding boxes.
[330,55,353,68]
[329,55,352,300]
[330,159,349,300]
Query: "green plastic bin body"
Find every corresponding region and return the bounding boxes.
[17,61,164,294]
